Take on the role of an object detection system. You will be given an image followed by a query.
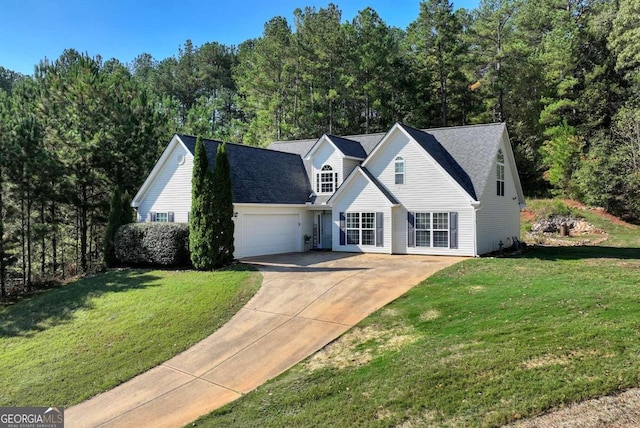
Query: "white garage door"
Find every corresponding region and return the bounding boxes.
[241,213,301,258]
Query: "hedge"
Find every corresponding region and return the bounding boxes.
[115,223,190,268]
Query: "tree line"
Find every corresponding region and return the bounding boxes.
[1,0,639,294]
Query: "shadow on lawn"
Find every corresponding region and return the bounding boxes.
[519,245,640,261]
[0,269,162,338]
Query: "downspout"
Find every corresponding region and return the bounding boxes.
[470,201,481,257]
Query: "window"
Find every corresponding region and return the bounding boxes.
[497,149,505,196]
[395,156,405,184]
[150,212,173,222]
[361,213,376,245]
[317,165,338,194]
[345,212,376,246]
[346,212,360,244]
[432,212,449,247]
[412,212,449,248]
[415,212,430,247]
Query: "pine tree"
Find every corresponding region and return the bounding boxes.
[189,136,215,270]
[211,142,234,268]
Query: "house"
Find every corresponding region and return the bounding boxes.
[131,122,525,258]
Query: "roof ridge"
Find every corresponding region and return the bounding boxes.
[177,134,302,157]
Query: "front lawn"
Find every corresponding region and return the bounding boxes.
[194,202,640,427]
[0,267,260,407]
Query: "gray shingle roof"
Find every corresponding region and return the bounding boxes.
[326,135,367,159]
[268,123,508,202]
[179,135,312,204]
[425,123,505,201]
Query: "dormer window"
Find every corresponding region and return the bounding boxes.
[497,149,505,196]
[317,165,338,194]
[395,156,405,184]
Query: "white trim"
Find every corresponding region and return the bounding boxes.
[304,135,334,160]
[304,134,366,161]
[500,126,526,204]
[234,203,310,208]
[132,134,191,207]
[327,166,399,207]
[363,124,479,203]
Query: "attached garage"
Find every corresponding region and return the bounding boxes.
[238,213,302,258]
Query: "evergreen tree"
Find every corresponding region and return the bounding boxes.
[121,191,133,225]
[103,187,123,267]
[211,142,235,268]
[189,136,215,270]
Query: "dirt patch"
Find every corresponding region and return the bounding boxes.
[563,199,638,228]
[509,388,640,428]
[468,285,486,294]
[523,350,600,370]
[305,325,418,372]
[419,309,441,321]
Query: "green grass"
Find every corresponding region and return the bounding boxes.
[0,266,260,407]
[193,201,640,427]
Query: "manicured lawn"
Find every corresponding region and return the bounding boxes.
[193,202,640,427]
[0,266,260,407]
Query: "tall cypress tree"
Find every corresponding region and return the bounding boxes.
[212,142,234,268]
[103,186,122,267]
[120,190,133,225]
[189,136,215,270]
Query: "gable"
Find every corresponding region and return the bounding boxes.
[328,166,399,207]
[132,135,191,207]
[363,124,478,202]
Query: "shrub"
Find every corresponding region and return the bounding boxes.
[115,223,190,268]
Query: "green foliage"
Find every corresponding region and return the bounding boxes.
[104,188,135,268]
[576,107,640,221]
[189,136,215,270]
[211,143,235,268]
[0,268,260,407]
[115,223,190,267]
[539,120,585,196]
[610,0,640,82]
[525,198,575,220]
[103,187,123,267]
[194,210,640,427]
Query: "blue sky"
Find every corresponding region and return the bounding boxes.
[1,0,479,76]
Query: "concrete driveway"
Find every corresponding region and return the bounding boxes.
[65,252,464,428]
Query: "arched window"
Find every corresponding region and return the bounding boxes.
[317,165,338,193]
[395,156,405,184]
[496,149,505,196]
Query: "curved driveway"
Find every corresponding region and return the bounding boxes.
[66,252,464,428]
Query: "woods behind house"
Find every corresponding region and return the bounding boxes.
[1,0,639,294]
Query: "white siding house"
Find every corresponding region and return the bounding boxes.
[133,122,525,259]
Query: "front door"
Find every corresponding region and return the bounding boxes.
[321,212,333,249]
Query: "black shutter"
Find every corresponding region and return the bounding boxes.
[150,211,156,222]
[376,212,383,247]
[339,212,346,245]
[450,212,458,249]
[168,212,174,222]
[407,212,415,247]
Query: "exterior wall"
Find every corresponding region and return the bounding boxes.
[136,142,193,223]
[331,174,392,254]
[233,205,313,259]
[309,140,344,195]
[366,128,476,256]
[342,158,361,182]
[476,134,521,254]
